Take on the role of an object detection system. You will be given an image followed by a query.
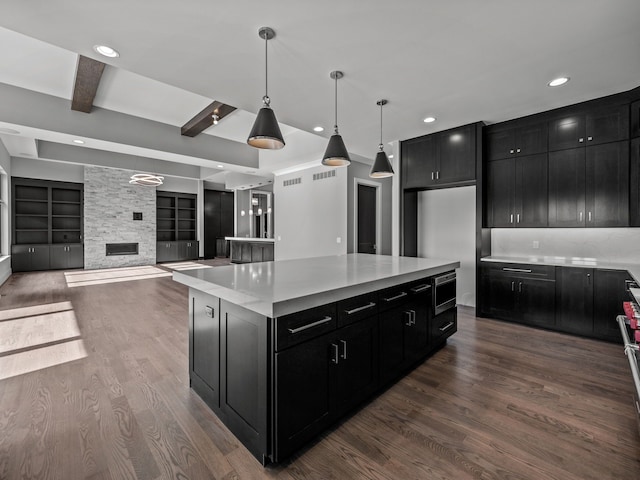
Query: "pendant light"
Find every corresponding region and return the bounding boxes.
[322,71,351,167]
[247,27,285,149]
[369,99,394,178]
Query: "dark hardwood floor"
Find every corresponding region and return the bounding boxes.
[0,267,638,479]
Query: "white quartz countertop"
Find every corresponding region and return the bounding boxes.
[225,237,275,243]
[482,255,640,283]
[173,254,460,317]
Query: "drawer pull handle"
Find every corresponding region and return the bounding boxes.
[384,292,408,302]
[439,321,455,332]
[288,316,332,334]
[344,302,376,315]
[502,268,532,273]
[410,284,431,294]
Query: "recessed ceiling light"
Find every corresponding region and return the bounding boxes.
[313,126,324,132]
[72,139,85,144]
[423,116,437,123]
[548,77,569,87]
[0,127,20,135]
[217,165,224,168]
[93,45,120,58]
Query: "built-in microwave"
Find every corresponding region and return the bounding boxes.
[433,271,456,316]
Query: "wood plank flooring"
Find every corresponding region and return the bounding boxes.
[0,266,638,479]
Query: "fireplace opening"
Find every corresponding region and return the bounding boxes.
[105,243,139,256]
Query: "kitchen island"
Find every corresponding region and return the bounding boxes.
[173,253,460,464]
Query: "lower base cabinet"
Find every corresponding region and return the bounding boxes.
[230,241,274,264]
[12,243,84,272]
[482,262,632,342]
[188,273,456,464]
[50,244,84,270]
[156,240,198,263]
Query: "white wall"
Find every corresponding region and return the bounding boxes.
[492,228,640,263]
[11,156,84,183]
[418,186,476,307]
[0,141,11,285]
[274,165,347,261]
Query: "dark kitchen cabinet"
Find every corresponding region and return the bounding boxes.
[401,134,436,189]
[401,123,478,189]
[482,264,556,328]
[486,153,548,227]
[548,104,629,151]
[486,122,547,161]
[180,241,199,260]
[556,267,594,335]
[49,244,83,270]
[190,291,220,408]
[631,138,640,226]
[548,141,628,227]
[631,100,640,138]
[156,241,179,262]
[593,269,633,342]
[11,244,50,272]
[157,192,199,262]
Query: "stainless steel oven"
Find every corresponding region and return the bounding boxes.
[433,271,456,315]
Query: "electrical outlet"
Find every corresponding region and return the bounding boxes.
[532,240,539,249]
[336,237,342,244]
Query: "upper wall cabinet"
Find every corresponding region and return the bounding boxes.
[548,104,629,151]
[401,123,478,190]
[486,122,547,161]
[631,100,640,138]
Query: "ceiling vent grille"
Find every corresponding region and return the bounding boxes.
[283,177,302,187]
[313,170,336,181]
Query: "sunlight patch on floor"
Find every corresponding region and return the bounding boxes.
[64,265,171,287]
[161,261,213,271]
[0,301,86,380]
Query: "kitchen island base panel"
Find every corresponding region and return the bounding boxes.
[187,274,457,464]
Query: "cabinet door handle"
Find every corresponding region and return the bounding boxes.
[411,310,416,326]
[579,137,584,143]
[410,284,431,294]
[588,211,592,222]
[331,343,339,364]
[205,305,214,318]
[431,172,434,180]
[384,292,408,302]
[518,282,522,293]
[405,311,413,326]
[344,302,376,315]
[510,149,515,154]
[511,281,515,292]
[436,171,440,180]
[586,273,591,285]
[587,136,593,141]
[340,340,347,360]
[288,316,332,334]
[439,321,455,332]
[510,214,514,224]
[579,212,583,222]
[503,268,532,273]
[516,148,521,153]
[516,213,520,224]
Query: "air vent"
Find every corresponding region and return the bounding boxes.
[313,170,336,181]
[283,177,302,187]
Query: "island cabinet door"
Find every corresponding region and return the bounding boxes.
[379,305,407,385]
[274,331,334,462]
[332,315,379,416]
[190,290,220,408]
[219,300,269,464]
[404,282,431,362]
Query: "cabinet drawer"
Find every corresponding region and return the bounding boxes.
[275,303,337,351]
[431,308,457,344]
[337,292,378,328]
[485,262,555,279]
[378,282,413,312]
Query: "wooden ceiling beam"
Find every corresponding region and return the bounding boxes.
[181,100,236,137]
[71,55,106,113]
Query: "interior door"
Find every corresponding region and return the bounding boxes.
[357,184,377,254]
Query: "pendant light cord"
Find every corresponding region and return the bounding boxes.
[379,102,383,149]
[263,32,270,106]
[334,74,339,134]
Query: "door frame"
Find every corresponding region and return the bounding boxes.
[353,178,382,254]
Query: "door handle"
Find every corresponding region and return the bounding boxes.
[588,211,592,222]
[503,268,531,273]
[579,212,583,222]
[587,273,591,285]
[340,340,347,360]
[405,311,413,326]
[288,316,332,334]
[518,282,522,293]
[411,310,416,326]
[516,213,520,224]
[410,284,431,294]
[439,322,455,332]
[431,172,434,180]
[384,292,408,302]
[436,171,440,180]
[344,302,376,315]
[511,281,515,292]
[331,344,339,364]
[510,214,514,224]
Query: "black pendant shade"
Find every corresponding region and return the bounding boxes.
[369,99,394,178]
[369,148,394,178]
[322,70,350,167]
[322,133,351,166]
[247,26,285,150]
[248,105,285,149]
